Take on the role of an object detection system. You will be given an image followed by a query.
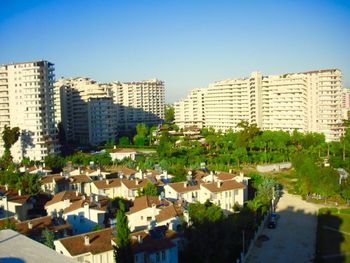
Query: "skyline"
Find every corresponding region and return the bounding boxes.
[1,0,350,103]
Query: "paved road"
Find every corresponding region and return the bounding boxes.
[246,192,321,263]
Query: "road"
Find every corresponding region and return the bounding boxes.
[246,192,321,263]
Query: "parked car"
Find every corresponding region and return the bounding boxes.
[268,213,278,229]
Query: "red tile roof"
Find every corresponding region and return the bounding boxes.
[45,191,82,207]
[201,180,245,193]
[58,228,113,256]
[155,205,182,223]
[167,182,200,193]
[128,195,165,214]
[93,179,121,190]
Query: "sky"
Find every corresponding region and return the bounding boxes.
[1,0,350,103]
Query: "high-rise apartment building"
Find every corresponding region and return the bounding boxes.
[175,69,343,141]
[0,61,59,162]
[174,88,205,129]
[55,78,164,145]
[54,78,116,146]
[342,88,350,120]
[111,79,165,133]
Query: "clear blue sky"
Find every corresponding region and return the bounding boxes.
[1,0,350,102]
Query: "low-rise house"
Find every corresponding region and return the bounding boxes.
[109,147,138,161]
[0,185,34,221]
[41,174,70,194]
[199,180,246,212]
[0,215,71,241]
[121,178,153,200]
[127,196,183,232]
[115,166,138,179]
[63,195,109,234]
[155,204,183,231]
[19,164,52,175]
[131,226,180,263]
[91,178,122,198]
[45,191,83,217]
[164,182,200,203]
[126,195,166,231]
[67,174,92,195]
[54,228,115,263]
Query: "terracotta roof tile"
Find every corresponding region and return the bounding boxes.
[69,174,92,184]
[110,148,137,153]
[130,226,177,254]
[93,179,121,190]
[58,228,113,256]
[167,182,200,193]
[45,191,82,207]
[128,196,166,214]
[216,172,237,181]
[0,186,31,204]
[201,180,245,193]
[122,178,150,190]
[155,205,182,223]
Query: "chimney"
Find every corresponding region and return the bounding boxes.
[183,182,187,188]
[135,179,139,185]
[28,222,33,229]
[5,184,8,191]
[90,195,94,203]
[113,145,116,149]
[76,190,79,197]
[240,172,244,178]
[82,195,86,201]
[106,179,110,185]
[210,171,214,182]
[217,181,221,188]
[164,170,168,180]
[229,169,232,174]
[137,235,143,244]
[60,172,63,176]
[18,189,22,196]
[95,195,99,202]
[78,167,81,174]
[84,235,90,246]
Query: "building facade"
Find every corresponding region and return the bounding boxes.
[55,78,165,145]
[0,61,59,162]
[175,69,344,141]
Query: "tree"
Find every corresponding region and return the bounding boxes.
[44,155,65,173]
[165,105,175,123]
[0,218,16,230]
[1,125,20,166]
[41,228,54,249]
[118,136,130,147]
[137,182,158,196]
[114,201,133,263]
[16,172,42,195]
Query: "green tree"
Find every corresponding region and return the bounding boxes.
[41,228,54,249]
[137,182,158,196]
[17,172,42,195]
[44,155,65,173]
[118,136,130,147]
[165,105,175,123]
[114,201,133,263]
[1,125,20,166]
[0,218,16,230]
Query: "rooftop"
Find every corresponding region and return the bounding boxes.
[0,229,76,263]
[56,228,113,256]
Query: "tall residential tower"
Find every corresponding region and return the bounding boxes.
[175,69,343,141]
[0,61,59,162]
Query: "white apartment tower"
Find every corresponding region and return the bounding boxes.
[0,61,59,162]
[174,88,206,129]
[111,79,165,133]
[175,69,343,141]
[54,78,165,145]
[54,78,117,146]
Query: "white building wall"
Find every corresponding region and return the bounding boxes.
[0,61,60,162]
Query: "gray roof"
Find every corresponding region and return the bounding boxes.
[0,229,77,263]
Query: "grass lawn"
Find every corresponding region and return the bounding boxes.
[316,208,350,262]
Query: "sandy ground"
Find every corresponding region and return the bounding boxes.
[246,192,321,263]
